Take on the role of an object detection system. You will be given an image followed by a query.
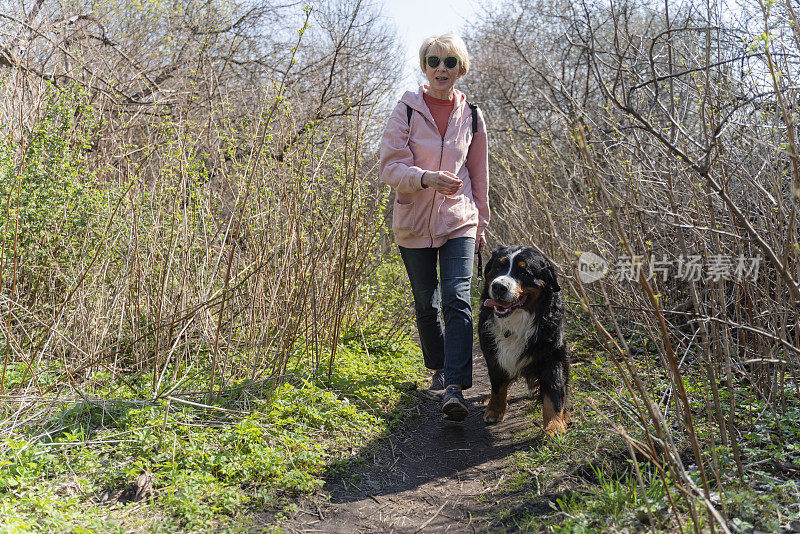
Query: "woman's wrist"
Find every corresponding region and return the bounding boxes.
[421,172,429,188]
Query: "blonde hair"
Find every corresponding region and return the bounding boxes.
[419,34,470,78]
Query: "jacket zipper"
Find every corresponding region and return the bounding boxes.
[416,101,455,247]
[427,135,445,248]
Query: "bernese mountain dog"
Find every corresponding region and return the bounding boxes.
[478,246,569,435]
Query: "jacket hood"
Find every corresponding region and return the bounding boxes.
[400,85,468,116]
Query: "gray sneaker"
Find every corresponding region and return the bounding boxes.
[442,385,470,421]
[425,370,445,398]
[430,370,445,390]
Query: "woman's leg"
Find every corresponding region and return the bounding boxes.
[398,246,445,371]
[438,237,475,389]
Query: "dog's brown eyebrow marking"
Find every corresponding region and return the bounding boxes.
[499,257,508,264]
[518,261,526,268]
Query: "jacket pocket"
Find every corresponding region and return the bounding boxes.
[393,198,421,234]
[437,194,477,234]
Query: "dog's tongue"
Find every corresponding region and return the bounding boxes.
[484,294,528,310]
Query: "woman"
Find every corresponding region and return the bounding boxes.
[380,34,489,422]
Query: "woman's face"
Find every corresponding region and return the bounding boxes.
[424,47,461,99]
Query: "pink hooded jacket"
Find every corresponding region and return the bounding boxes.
[380,86,489,249]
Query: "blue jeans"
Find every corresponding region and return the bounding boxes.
[399,237,475,390]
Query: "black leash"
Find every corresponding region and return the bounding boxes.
[476,251,483,280]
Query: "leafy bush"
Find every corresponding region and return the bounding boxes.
[0,88,100,283]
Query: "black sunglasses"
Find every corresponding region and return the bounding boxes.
[425,55,459,69]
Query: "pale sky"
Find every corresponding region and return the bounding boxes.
[380,0,482,100]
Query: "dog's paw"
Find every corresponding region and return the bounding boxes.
[484,407,506,424]
[542,415,568,436]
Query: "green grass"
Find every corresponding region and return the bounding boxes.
[0,329,427,532]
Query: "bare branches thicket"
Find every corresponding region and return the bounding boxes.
[464,0,799,529]
[0,0,403,425]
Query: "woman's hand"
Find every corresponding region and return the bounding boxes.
[422,170,462,195]
[476,234,486,253]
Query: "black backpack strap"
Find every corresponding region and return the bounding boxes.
[406,104,413,125]
[468,102,478,135]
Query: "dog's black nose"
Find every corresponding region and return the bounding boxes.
[491,281,508,296]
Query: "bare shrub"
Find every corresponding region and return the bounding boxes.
[464,0,799,528]
[0,1,402,426]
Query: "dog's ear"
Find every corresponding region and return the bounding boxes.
[483,251,496,279]
[546,263,561,292]
[483,247,506,278]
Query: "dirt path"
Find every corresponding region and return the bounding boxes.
[278,349,543,533]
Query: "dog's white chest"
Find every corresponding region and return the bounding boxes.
[489,310,537,377]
